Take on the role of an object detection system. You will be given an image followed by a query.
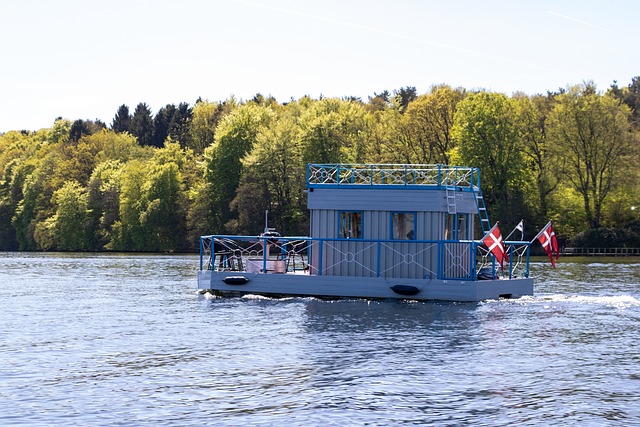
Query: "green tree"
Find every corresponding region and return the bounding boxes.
[392,86,418,113]
[130,103,154,146]
[367,90,391,112]
[140,161,185,251]
[153,104,177,148]
[190,99,235,154]
[50,118,72,144]
[42,181,90,250]
[547,83,636,229]
[111,104,132,133]
[362,108,401,163]
[299,98,369,164]
[609,76,640,125]
[515,94,560,224]
[204,103,275,232]
[11,140,59,250]
[168,102,193,148]
[0,131,36,249]
[136,142,190,251]
[233,113,307,235]
[396,85,466,164]
[86,160,125,250]
[453,92,528,224]
[90,129,149,165]
[110,160,148,250]
[12,161,56,251]
[187,179,216,244]
[52,137,101,188]
[69,119,106,142]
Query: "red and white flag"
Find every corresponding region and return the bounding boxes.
[482,222,506,269]
[532,220,560,268]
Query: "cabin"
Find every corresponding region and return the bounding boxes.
[305,164,488,280]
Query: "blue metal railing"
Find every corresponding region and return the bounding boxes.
[306,164,480,189]
[199,234,531,281]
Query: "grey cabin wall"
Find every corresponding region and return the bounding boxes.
[307,187,477,278]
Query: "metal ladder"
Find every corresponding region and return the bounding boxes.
[473,187,491,235]
[446,186,457,214]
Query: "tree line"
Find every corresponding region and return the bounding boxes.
[1,80,639,252]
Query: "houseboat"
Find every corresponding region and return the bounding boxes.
[198,164,533,301]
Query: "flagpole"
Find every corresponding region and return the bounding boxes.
[504,219,524,241]
[531,220,552,243]
[481,222,498,239]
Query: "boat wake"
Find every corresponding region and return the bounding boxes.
[200,292,321,302]
[504,293,640,308]
[201,291,220,300]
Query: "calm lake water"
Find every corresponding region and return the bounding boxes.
[1,252,639,426]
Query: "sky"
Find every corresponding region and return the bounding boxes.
[1,0,639,132]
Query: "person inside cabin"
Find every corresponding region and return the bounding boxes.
[340,211,362,239]
[392,212,415,240]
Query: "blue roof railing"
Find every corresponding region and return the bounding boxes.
[306,164,480,189]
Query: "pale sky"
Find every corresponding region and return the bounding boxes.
[1,0,639,132]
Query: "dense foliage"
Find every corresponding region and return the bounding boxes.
[1,81,639,252]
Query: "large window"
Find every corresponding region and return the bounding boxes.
[391,212,415,240]
[339,211,362,239]
[446,213,469,240]
[457,214,468,239]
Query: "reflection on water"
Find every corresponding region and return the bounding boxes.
[0,253,639,426]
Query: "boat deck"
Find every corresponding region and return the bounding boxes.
[200,234,531,282]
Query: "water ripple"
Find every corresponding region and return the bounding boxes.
[1,253,639,426]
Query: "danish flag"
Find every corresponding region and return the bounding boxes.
[533,221,560,268]
[482,222,506,269]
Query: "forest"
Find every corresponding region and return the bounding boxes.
[1,79,639,253]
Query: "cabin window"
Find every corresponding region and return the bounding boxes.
[391,212,415,240]
[446,214,469,239]
[458,214,468,239]
[339,211,362,239]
